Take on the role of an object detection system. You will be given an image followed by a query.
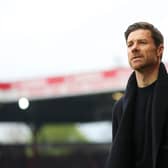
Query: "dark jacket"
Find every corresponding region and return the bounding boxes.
[106,62,168,168]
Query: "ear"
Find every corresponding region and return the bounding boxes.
[157,44,164,60]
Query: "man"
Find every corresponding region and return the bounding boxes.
[106,22,168,168]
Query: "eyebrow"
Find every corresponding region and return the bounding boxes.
[127,38,148,43]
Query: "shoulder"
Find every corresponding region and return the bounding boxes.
[112,97,123,120]
[113,97,123,110]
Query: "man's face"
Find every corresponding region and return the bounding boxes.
[126,29,163,71]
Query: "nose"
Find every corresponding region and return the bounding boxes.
[131,43,139,52]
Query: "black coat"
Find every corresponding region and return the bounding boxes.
[106,63,168,168]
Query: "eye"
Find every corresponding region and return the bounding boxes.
[127,42,133,48]
[139,40,147,44]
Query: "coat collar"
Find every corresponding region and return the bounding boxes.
[123,62,167,109]
[125,62,167,95]
[152,63,168,167]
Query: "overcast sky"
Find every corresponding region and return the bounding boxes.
[0,0,168,81]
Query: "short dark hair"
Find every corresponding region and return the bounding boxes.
[124,22,164,47]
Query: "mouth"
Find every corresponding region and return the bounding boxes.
[131,54,142,59]
[131,56,143,63]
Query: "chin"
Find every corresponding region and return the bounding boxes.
[130,63,145,71]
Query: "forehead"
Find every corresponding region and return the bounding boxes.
[127,29,153,42]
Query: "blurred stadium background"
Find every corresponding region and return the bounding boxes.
[0,66,130,168]
[1,0,168,167]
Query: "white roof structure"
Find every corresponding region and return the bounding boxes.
[0,66,133,102]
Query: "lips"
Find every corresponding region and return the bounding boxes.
[130,56,143,63]
[131,53,143,59]
[131,56,141,60]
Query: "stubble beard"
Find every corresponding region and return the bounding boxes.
[130,59,159,73]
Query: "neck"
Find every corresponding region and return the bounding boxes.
[135,64,160,88]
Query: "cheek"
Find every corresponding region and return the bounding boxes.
[127,52,133,61]
[146,50,158,61]
[127,49,131,57]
